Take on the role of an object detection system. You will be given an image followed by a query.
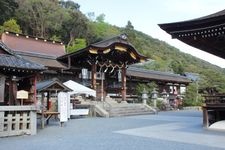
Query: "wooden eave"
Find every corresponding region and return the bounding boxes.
[36,78,72,92]
[57,35,148,69]
[127,67,191,85]
[158,9,225,59]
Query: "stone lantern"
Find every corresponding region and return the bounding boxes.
[142,88,148,104]
[151,88,158,108]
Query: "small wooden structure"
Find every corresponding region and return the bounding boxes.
[36,78,71,128]
[0,41,45,137]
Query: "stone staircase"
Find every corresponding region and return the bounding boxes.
[95,98,157,117]
[106,103,156,117]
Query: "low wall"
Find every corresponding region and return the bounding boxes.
[0,105,37,137]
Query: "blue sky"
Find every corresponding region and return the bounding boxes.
[74,0,225,67]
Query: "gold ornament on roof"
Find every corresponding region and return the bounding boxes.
[115,46,127,52]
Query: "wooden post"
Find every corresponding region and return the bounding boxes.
[101,72,104,101]
[46,92,50,125]
[9,80,18,105]
[121,66,126,101]
[33,75,37,105]
[91,64,97,90]
[202,106,209,127]
[68,56,71,69]
[41,93,45,129]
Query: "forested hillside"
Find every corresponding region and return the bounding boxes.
[1,0,225,96]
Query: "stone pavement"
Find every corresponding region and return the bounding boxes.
[1,110,225,150]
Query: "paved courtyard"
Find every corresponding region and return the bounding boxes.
[1,110,225,150]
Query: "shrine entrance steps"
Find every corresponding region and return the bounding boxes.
[93,98,156,117]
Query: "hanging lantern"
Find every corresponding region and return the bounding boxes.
[82,68,88,79]
[118,69,122,82]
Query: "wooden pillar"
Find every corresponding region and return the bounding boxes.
[33,75,37,105]
[46,91,50,110]
[202,106,209,128]
[121,66,126,101]
[91,64,97,90]
[68,56,71,69]
[41,93,45,129]
[9,80,18,105]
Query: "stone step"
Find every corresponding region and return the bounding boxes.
[108,104,155,117]
[109,111,155,117]
[109,108,149,113]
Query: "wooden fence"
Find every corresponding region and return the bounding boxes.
[0,106,37,137]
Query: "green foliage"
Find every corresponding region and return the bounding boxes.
[16,0,67,38]
[0,26,4,34]
[169,60,185,74]
[62,9,89,46]
[86,21,120,44]
[2,19,22,33]
[50,35,61,42]
[96,13,105,23]
[66,38,86,53]
[0,0,18,24]
[183,82,204,106]
[135,82,158,103]
[121,21,136,42]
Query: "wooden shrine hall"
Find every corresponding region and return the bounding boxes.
[159,9,225,129]
[58,34,148,101]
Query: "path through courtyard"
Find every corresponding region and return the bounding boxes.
[1,110,225,150]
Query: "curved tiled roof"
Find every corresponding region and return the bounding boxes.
[127,67,191,84]
[0,41,45,70]
[0,54,45,70]
[58,34,148,68]
[1,32,65,57]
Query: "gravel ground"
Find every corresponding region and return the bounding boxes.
[1,110,225,150]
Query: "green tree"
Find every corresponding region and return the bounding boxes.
[96,13,105,23]
[183,82,203,106]
[61,10,89,46]
[0,0,18,24]
[169,60,185,74]
[1,19,22,33]
[122,21,136,43]
[16,0,66,38]
[66,38,86,53]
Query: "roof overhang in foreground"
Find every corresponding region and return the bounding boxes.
[159,9,225,59]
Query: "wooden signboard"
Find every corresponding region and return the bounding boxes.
[16,90,28,99]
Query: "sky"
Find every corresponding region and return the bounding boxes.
[74,0,225,68]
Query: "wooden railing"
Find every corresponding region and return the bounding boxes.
[204,94,225,105]
[0,105,37,137]
[202,94,225,128]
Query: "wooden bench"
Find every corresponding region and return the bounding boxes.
[37,111,60,128]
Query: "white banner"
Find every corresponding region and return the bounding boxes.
[58,92,69,122]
